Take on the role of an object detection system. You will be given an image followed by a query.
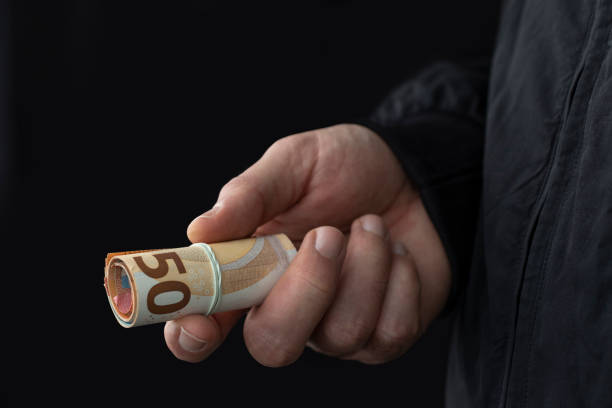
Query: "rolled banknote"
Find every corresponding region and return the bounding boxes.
[104,234,297,328]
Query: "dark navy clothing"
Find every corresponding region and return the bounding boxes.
[366,1,612,406]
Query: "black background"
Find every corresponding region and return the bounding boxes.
[4,0,499,401]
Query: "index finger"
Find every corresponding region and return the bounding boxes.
[187,132,319,244]
[241,226,346,367]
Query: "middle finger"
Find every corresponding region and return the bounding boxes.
[310,214,392,356]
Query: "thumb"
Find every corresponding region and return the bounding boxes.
[164,309,246,363]
[187,133,318,243]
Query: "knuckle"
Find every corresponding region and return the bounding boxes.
[267,136,291,154]
[243,324,300,367]
[220,175,250,196]
[375,317,422,352]
[270,131,316,155]
[294,268,334,299]
[319,318,372,354]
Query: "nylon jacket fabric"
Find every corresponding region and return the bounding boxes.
[364,1,612,406]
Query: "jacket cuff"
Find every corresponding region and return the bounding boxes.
[353,113,483,317]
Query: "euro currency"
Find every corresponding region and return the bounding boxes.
[104,234,296,328]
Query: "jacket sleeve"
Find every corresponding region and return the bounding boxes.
[356,60,489,316]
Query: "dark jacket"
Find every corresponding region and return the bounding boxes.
[364,1,612,406]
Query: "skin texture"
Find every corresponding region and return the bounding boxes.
[164,124,451,366]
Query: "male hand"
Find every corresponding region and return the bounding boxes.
[164,124,450,365]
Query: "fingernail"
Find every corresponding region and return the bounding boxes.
[315,227,343,260]
[392,241,407,256]
[178,326,208,353]
[165,320,178,337]
[361,215,386,238]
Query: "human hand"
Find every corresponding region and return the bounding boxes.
[164,124,451,365]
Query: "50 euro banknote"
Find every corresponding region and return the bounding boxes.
[104,234,296,328]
